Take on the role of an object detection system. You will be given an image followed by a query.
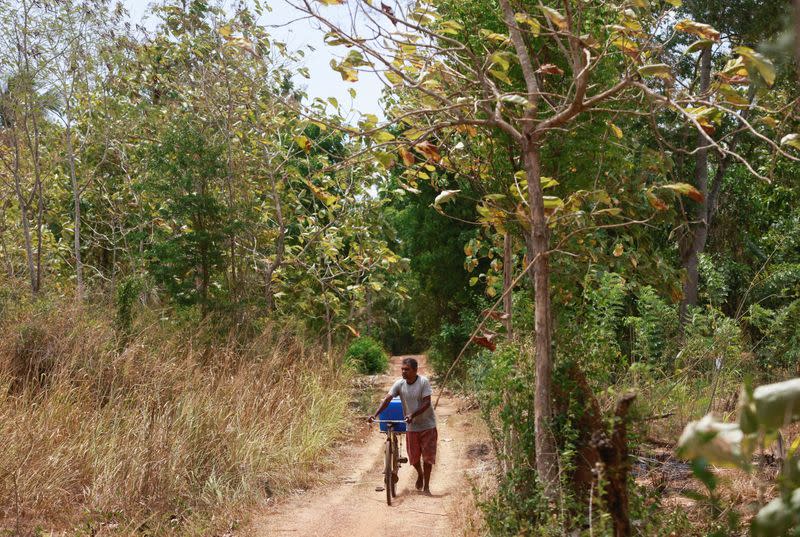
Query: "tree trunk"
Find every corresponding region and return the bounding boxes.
[523,142,559,500]
[593,393,637,537]
[503,231,513,338]
[11,139,37,295]
[264,172,285,313]
[679,46,712,326]
[65,119,84,300]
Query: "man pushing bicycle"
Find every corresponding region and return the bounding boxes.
[368,357,438,494]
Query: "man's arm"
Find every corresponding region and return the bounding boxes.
[406,395,431,423]
[368,394,394,423]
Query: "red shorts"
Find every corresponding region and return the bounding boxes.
[406,427,438,465]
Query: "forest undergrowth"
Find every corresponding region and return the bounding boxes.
[0,291,351,535]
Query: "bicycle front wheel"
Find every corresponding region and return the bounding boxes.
[384,436,393,506]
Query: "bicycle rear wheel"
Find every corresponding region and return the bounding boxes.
[384,436,393,506]
[391,434,399,498]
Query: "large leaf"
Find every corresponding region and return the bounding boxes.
[677,414,749,468]
[740,378,800,434]
[685,39,713,54]
[398,146,415,166]
[734,46,776,87]
[674,19,720,41]
[500,94,531,107]
[661,182,704,202]
[433,189,460,207]
[414,140,442,161]
[638,63,672,79]
[781,133,800,150]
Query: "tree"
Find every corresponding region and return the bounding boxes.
[291,0,787,500]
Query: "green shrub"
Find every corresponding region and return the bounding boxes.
[345,336,389,374]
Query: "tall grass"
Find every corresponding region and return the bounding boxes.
[0,298,351,534]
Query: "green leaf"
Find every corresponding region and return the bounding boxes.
[685,39,713,54]
[500,94,530,107]
[638,63,672,79]
[543,196,563,209]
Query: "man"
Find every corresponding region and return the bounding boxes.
[368,357,437,494]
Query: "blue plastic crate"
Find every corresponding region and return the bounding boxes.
[379,396,407,432]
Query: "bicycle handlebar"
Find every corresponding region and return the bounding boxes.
[371,419,406,423]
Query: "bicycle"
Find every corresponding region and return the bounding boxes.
[372,419,407,506]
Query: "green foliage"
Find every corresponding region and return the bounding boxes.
[626,285,679,364]
[749,299,800,372]
[344,336,388,374]
[139,121,228,309]
[679,306,745,374]
[115,275,144,337]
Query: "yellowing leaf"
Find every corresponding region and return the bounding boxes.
[294,135,312,153]
[514,12,541,36]
[661,182,704,203]
[537,63,564,75]
[315,0,346,5]
[734,46,776,87]
[479,29,511,44]
[415,140,442,161]
[674,19,720,41]
[665,0,682,6]
[373,130,395,143]
[218,25,232,38]
[398,147,415,166]
[538,6,567,30]
[609,123,623,139]
[490,52,510,71]
[613,243,624,257]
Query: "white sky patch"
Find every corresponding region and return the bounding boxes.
[118,0,386,118]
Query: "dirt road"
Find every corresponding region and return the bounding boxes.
[248,355,490,537]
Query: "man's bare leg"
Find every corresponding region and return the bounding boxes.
[412,462,424,489]
[423,462,432,493]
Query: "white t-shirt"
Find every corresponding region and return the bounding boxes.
[388,375,436,432]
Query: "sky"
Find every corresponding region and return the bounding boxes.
[121,0,386,118]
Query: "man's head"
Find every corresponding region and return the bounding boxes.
[400,357,418,380]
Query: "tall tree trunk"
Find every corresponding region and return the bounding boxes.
[679,46,712,326]
[264,172,285,313]
[65,118,84,300]
[503,231,513,339]
[11,139,37,295]
[523,142,559,500]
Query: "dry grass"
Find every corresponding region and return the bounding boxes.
[0,298,352,535]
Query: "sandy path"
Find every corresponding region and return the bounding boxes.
[248,355,489,537]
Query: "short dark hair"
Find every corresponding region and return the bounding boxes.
[401,357,418,370]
